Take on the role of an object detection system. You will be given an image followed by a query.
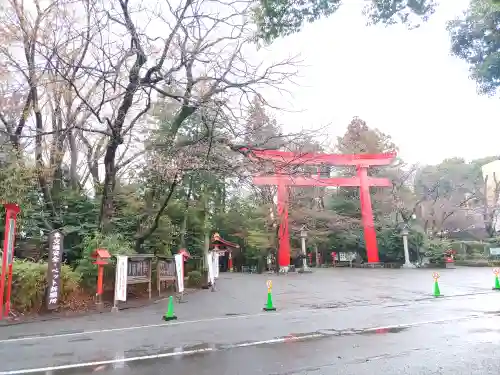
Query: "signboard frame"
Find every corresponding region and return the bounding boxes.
[126,254,154,300]
[490,247,500,257]
[156,255,176,296]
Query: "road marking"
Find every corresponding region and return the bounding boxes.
[0,312,494,375]
[0,334,325,374]
[0,309,319,344]
[0,291,495,345]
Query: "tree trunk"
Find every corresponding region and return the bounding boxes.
[202,183,211,269]
[34,88,56,230]
[134,179,178,252]
[68,129,79,190]
[180,177,193,248]
[100,139,119,233]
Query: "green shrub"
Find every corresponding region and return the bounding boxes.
[187,270,202,288]
[424,239,450,265]
[10,259,81,313]
[75,232,135,289]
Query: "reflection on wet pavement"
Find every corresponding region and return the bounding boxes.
[3,269,500,375]
[17,314,500,375]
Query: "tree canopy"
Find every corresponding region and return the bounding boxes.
[448,0,500,95]
[254,0,436,43]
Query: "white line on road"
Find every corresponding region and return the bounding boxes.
[0,292,494,345]
[0,313,494,375]
[0,308,319,344]
[0,334,325,375]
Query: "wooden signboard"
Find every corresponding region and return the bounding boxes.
[156,256,176,296]
[126,255,154,300]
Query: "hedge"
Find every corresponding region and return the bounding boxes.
[10,259,81,313]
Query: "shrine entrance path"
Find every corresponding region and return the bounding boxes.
[1,267,500,374]
[0,267,495,340]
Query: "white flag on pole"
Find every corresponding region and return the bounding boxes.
[174,254,184,293]
[114,256,128,302]
[213,253,219,279]
[207,252,214,284]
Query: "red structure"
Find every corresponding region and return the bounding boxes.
[91,249,111,309]
[0,203,20,319]
[245,149,395,268]
[211,233,239,272]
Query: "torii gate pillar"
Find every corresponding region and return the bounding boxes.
[277,182,290,270]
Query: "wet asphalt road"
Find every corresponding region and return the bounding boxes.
[1,268,500,374]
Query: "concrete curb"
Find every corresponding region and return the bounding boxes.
[0,289,199,328]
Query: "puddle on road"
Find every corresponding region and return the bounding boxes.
[53,351,75,358]
[68,336,93,343]
[468,328,500,334]
[7,329,84,341]
[484,310,500,316]
[359,326,409,335]
[301,302,348,309]
[14,325,413,374]
[124,342,222,358]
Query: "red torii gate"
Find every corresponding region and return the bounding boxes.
[245,149,396,269]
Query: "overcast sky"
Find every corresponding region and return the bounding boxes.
[257,0,498,166]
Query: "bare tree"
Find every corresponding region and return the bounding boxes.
[37,0,297,233]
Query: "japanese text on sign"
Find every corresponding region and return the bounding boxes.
[114,256,128,302]
[158,260,176,279]
[46,230,63,310]
[127,260,149,279]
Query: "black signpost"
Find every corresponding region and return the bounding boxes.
[46,230,63,310]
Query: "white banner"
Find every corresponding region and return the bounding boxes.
[114,255,128,302]
[213,253,219,279]
[174,254,184,293]
[207,252,214,285]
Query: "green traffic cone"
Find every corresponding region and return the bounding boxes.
[493,275,500,290]
[433,280,441,297]
[163,296,178,321]
[263,291,276,311]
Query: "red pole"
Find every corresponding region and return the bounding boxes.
[5,264,14,317]
[357,166,379,263]
[0,238,6,320]
[97,265,104,296]
[5,206,20,317]
[0,204,20,319]
[277,182,290,270]
[228,251,233,272]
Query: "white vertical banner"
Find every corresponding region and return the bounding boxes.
[114,255,128,302]
[213,253,219,279]
[174,254,184,293]
[207,252,214,284]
